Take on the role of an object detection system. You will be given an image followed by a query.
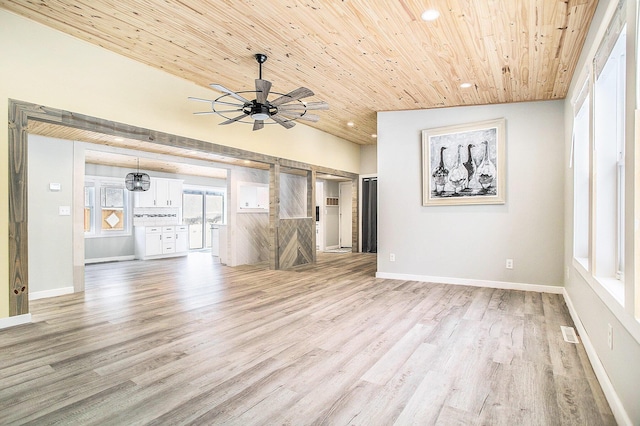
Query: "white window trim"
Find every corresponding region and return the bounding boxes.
[85,175,132,238]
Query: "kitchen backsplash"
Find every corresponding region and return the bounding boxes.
[133,207,180,226]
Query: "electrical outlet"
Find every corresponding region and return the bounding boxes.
[505,258,513,269]
[390,253,396,262]
[607,323,613,350]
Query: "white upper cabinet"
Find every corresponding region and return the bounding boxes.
[134,178,183,208]
[156,179,183,207]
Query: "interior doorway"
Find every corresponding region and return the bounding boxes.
[339,181,353,248]
[361,176,377,253]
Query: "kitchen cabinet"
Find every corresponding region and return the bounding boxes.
[144,227,163,256]
[134,178,183,208]
[135,225,188,259]
[161,226,175,253]
[155,179,183,207]
[135,186,156,208]
[175,225,188,253]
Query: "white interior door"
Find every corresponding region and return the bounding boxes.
[339,181,352,248]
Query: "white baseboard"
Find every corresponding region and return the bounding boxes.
[0,313,32,329]
[30,287,74,300]
[375,272,564,294]
[562,289,632,426]
[85,255,135,264]
[325,245,339,250]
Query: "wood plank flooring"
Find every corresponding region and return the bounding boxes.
[0,252,615,425]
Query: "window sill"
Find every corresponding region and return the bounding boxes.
[574,256,589,271]
[572,257,624,307]
[85,232,132,239]
[594,276,625,306]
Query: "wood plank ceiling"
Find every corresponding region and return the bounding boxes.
[1,0,598,145]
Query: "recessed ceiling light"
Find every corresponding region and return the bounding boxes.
[421,9,440,21]
[347,121,355,127]
[460,82,472,88]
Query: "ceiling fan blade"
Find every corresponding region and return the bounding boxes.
[279,112,320,122]
[271,115,296,129]
[277,101,329,111]
[214,100,246,107]
[253,120,264,131]
[219,112,249,125]
[188,96,214,103]
[210,108,245,113]
[270,87,315,106]
[255,79,272,105]
[210,84,251,104]
[195,107,244,115]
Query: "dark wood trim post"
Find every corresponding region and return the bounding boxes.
[8,101,29,316]
[307,169,317,263]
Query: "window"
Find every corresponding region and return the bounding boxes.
[84,184,95,234]
[101,185,126,231]
[573,91,590,267]
[85,177,131,237]
[593,24,626,290]
[572,3,627,307]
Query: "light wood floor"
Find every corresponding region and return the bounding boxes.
[0,252,615,425]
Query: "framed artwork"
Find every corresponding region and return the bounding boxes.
[422,118,505,206]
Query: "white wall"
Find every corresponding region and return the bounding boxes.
[28,135,74,294]
[0,9,360,318]
[377,100,565,287]
[360,144,378,175]
[562,0,640,424]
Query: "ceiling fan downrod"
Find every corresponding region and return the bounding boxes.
[255,53,267,79]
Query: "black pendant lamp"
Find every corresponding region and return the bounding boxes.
[125,158,150,192]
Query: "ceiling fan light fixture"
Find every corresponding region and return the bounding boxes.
[251,112,270,120]
[250,103,271,120]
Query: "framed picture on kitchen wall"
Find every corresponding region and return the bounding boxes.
[422,118,506,206]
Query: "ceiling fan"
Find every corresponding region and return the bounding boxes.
[189,54,329,131]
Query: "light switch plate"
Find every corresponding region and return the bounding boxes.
[58,206,71,216]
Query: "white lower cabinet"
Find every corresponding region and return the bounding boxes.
[135,226,189,260]
[175,225,188,253]
[144,227,163,256]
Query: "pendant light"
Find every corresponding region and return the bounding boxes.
[125,158,150,192]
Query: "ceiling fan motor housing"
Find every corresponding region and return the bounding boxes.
[247,103,271,120]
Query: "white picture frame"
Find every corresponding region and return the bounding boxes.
[422,118,506,206]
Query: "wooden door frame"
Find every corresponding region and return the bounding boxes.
[7,99,358,316]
